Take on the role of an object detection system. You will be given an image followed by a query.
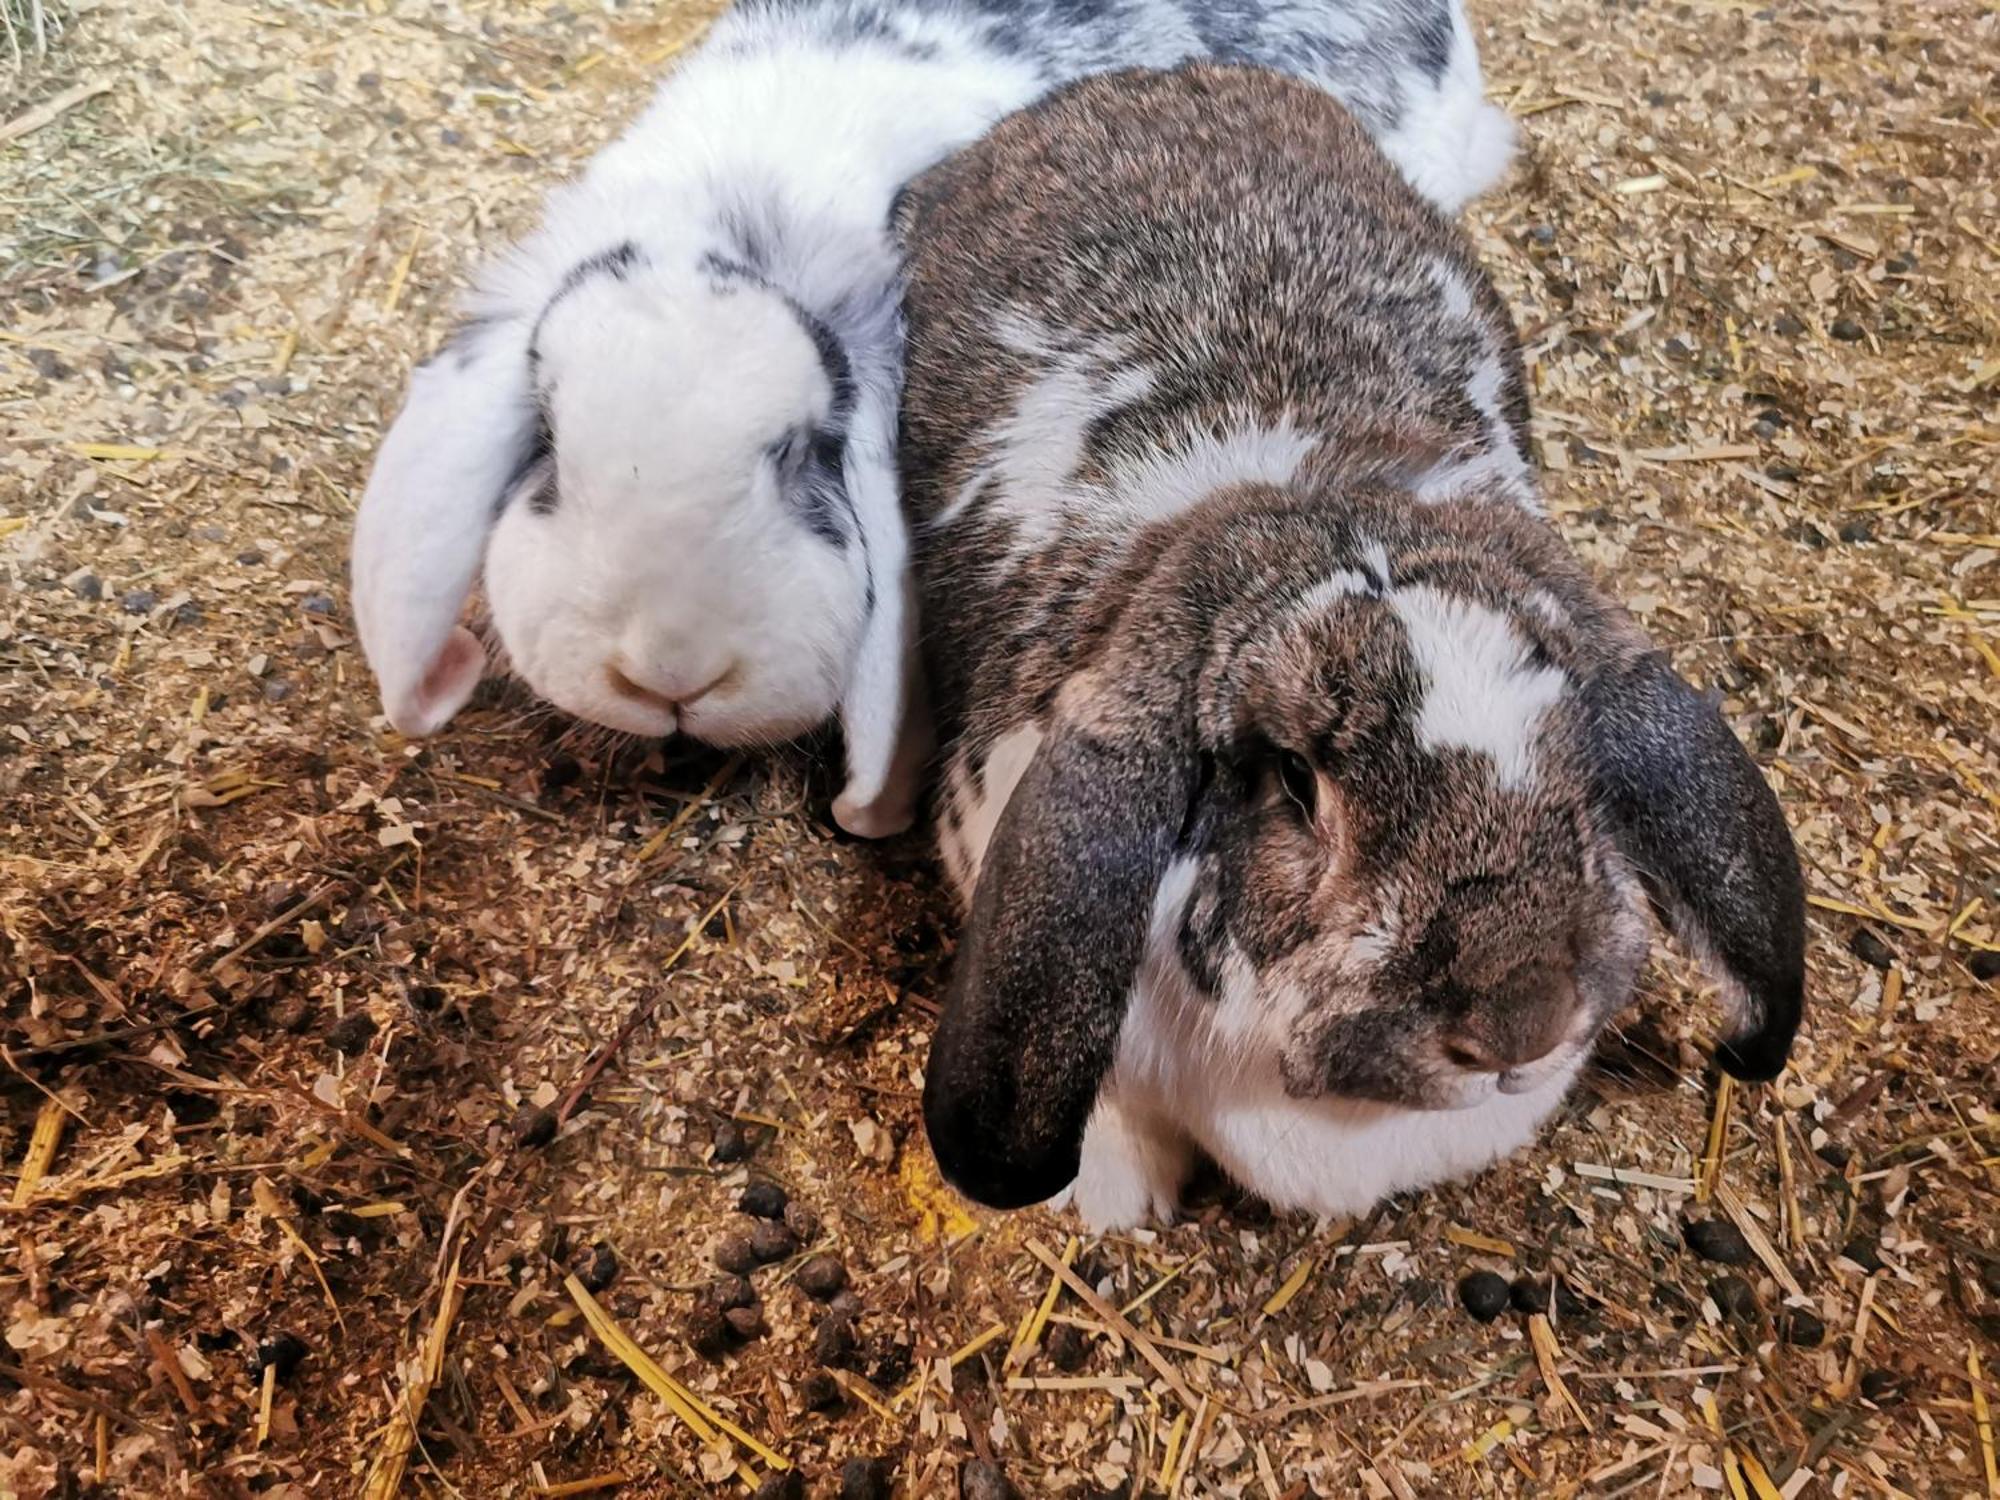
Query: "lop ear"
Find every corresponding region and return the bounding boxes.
[350,320,535,735]
[829,361,929,838]
[923,689,1197,1209]
[1584,651,1806,1080]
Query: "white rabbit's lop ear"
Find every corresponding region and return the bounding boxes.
[351,321,536,735]
[829,381,931,838]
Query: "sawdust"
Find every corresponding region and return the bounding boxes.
[1,0,1996,1495]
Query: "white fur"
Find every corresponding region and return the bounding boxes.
[939,722,1044,898]
[1388,582,1568,789]
[1373,12,1518,214]
[1290,567,1373,622]
[937,314,1155,539]
[481,268,866,746]
[1105,413,1321,529]
[353,21,1044,828]
[350,0,1515,838]
[1067,857,1581,1231]
[1411,261,1537,509]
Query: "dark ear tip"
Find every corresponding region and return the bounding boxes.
[1715,990,1802,1082]
[922,1078,1078,1211]
[1715,1031,1791,1082]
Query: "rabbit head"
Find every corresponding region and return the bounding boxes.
[350,197,921,833]
[352,234,875,742]
[922,477,1804,1212]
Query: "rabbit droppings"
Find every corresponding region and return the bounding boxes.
[898,65,1806,1231]
[348,0,1516,839]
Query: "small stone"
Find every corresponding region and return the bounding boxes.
[1858,1369,1904,1405]
[252,1333,306,1381]
[739,1180,789,1219]
[841,1457,895,1500]
[715,1231,760,1275]
[1837,517,1873,544]
[829,1289,863,1322]
[685,1303,731,1360]
[327,1012,377,1056]
[1457,1270,1510,1322]
[1969,951,2000,983]
[1774,313,1806,338]
[70,571,102,600]
[752,1474,804,1500]
[797,1253,848,1301]
[711,1119,756,1164]
[723,1305,766,1342]
[1830,317,1866,341]
[961,1459,1018,1500]
[1529,223,1557,245]
[1508,1276,1550,1315]
[1779,1306,1826,1347]
[1047,1321,1091,1372]
[1683,1219,1753,1265]
[120,589,157,615]
[750,1219,799,1265]
[783,1199,823,1243]
[1841,1237,1883,1273]
[814,1312,856,1367]
[301,593,336,616]
[575,1242,617,1294]
[1708,1275,1758,1322]
[1847,927,1896,970]
[708,1276,757,1312]
[801,1371,845,1413]
[512,1104,558,1149]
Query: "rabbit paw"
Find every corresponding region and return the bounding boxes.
[1065,1098,1190,1232]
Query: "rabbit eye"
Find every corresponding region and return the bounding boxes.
[1275,749,1318,821]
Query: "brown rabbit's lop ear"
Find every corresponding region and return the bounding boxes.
[922,680,1199,1209]
[1583,651,1806,1080]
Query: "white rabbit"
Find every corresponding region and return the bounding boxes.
[348,0,1517,838]
[893,65,1805,1230]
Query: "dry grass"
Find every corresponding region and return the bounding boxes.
[1,0,1996,1496]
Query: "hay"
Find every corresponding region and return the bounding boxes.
[1,0,1995,1493]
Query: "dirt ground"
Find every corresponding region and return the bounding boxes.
[2,0,1997,1495]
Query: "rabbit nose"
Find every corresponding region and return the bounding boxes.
[606,658,735,714]
[1442,1022,1564,1077]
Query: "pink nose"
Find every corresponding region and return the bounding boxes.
[605,659,733,713]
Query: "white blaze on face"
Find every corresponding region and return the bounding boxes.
[1388,583,1566,789]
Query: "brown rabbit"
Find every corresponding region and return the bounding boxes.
[894,64,1805,1229]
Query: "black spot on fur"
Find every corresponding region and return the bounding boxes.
[496,406,555,519]
[1413,7,1454,79]
[702,251,861,549]
[528,241,645,364]
[556,240,642,298]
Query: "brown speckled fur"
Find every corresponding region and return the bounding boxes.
[899,65,1805,1210]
